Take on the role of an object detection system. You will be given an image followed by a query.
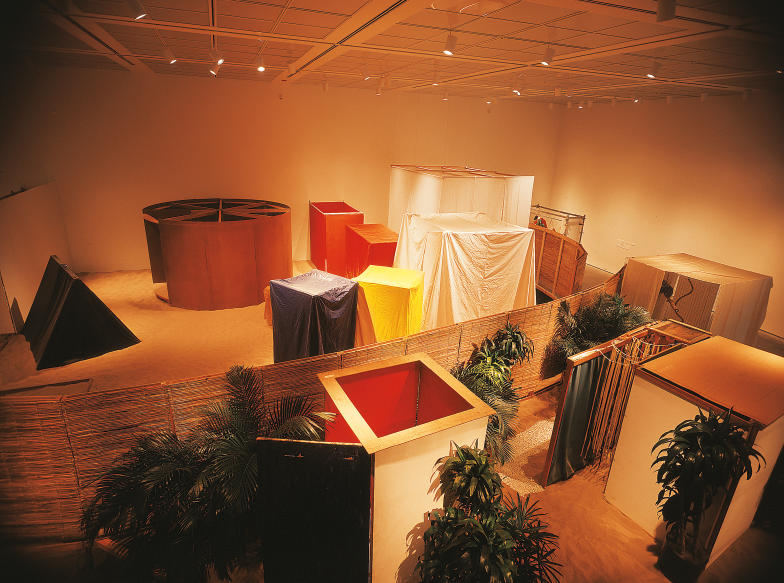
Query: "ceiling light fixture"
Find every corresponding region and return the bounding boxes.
[567,102,572,109]
[256,57,265,72]
[443,34,458,56]
[554,88,561,97]
[666,95,673,104]
[432,71,439,86]
[632,94,639,103]
[378,76,385,90]
[126,0,146,20]
[210,61,221,76]
[443,90,449,101]
[209,49,224,65]
[323,80,329,91]
[657,0,676,22]
[742,90,750,101]
[163,47,176,64]
[612,98,617,106]
[541,46,555,66]
[587,100,593,108]
[288,62,296,76]
[363,65,371,81]
[549,103,554,110]
[578,100,584,109]
[701,92,708,102]
[376,87,381,96]
[647,60,662,79]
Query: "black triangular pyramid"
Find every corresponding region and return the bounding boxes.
[22,256,140,370]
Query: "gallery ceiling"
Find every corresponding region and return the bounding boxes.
[5,0,784,105]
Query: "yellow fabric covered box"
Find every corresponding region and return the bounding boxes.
[353,265,424,346]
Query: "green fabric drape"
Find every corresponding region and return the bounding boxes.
[546,359,601,485]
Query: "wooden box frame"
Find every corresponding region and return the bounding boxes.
[309,201,364,277]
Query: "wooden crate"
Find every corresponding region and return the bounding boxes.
[530,223,587,299]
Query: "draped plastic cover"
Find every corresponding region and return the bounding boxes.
[393,213,536,330]
[270,270,358,363]
[353,265,424,346]
[22,255,140,370]
[621,253,773,345]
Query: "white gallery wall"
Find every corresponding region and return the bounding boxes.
[541,93,784,337]
[0,66,562,274]
[2,65,783,336]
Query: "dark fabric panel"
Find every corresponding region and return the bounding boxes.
[270,270,357,363]
[257,438,371,583]
[21,256,140,370]
[546,359,600,485]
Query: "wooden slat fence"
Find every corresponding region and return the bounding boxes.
[0,271,620,543]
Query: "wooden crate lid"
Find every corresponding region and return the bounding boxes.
[640,336,784,427]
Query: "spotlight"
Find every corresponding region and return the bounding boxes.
[612,98,617,106]
[647,60,662,79]
[432,71,439,86]
[666,95,673,104]
[587,100,593,108]
[512,83,521,96]
[443,34,457,56]
[567,102,572,109]
[377,76,385,90]
[549,103,554,109]
[632,94,639,103]
[126,0,146,20]
[376,87,381,96]
[541,46,555,66]
[578,100,584,108]
[701,92,708,102]
[288,62,296,76]
[210,61,221,75]
[657,0,676,22]
[323,80,329,91]
[209,49,224,65]
[443,90,449,101]
[554,87,561,97]
[163,47,176,64]
[256,57,265,72]
[363,65,371,81]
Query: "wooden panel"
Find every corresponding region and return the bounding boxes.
[652,272,720,332]
[257,438,371,583]
[341,338,407,368]
[529,223,588,299]
[159,220,212,310]
[166,375,227,437]
[254,210,293,291]
[261,353,342,410]
[309,202,364,277]
[405,324,462,372]
[456,312,509,366]
[205,220,260,309]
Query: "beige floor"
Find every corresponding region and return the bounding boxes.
[1,265,782,582]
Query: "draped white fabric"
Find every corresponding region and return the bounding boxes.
[394,212,536,330]
[620,253,773,345]
[387,167,534,233]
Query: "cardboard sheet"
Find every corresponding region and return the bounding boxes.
[393,212,535,329]
[353,265,424,345]
[641,336,784,426]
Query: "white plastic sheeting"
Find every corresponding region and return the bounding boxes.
[394,213,536,330]
[388,166,534,235]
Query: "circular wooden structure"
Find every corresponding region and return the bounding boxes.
[143,198,293,310]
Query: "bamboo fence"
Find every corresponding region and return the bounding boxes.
[0,271,621,543]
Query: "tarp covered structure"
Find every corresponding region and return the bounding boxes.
[270,270,358,363]
[353,265,424,346]
[394,213,536,330]
[621,253,773,346]
[22,255,140,370]
[345,224,398,279]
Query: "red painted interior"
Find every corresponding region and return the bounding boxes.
[338,362,419,437]
[416,366,472,425]
[329,360,473,439]
[324,390,361,444]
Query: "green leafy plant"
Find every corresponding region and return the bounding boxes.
[548,293,651,370]
[452,323,534,463]
[416,444,560,583]
[81,365,333,582]
[652,408,765,566]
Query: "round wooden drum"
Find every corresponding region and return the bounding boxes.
[143,198,293,310]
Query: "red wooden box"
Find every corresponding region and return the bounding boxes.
[309,201,363,277]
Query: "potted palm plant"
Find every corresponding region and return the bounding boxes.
[81,365,333,582]
[416,443,560,583]
[452,323,534,464]
[651,408,765,583]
